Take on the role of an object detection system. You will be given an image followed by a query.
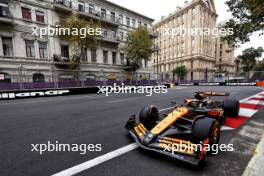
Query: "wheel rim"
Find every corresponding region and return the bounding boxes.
[210,124,220,144]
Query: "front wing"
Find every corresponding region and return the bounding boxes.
[125,117,208,165]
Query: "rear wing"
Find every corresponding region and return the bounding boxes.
[195,92,230,96]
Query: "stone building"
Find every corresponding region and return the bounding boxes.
[0,0,154,83]
[152,0,235,81]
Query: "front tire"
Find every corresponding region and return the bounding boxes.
[192,117,220,146]
[139,105,159,130]
[222,99,240,117]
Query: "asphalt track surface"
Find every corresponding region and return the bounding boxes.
[1,86,264,176]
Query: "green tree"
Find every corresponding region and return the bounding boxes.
[224,0,264,45]
[237,47,263,77]
[58,14,99,70]
[173,66,187,81]
[123,26,153,81]
[252,61,264,80]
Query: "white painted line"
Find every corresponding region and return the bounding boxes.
[230,91,238,95]
[240,91,264,103]
[251,95,264,99]
[172,87,188,90]
[108,97,139,103]
[239,108,258,117]
[221,126,234,131]
[51,92,264,176]
[52,143,139,176]
[245,100,264,105]
[51,107,173,176]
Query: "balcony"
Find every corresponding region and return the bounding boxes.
[53,54,79,70]
[53,0,72,13]
[148,29,159,39]
[79,9,120,27]
[215,61,232,66]
[0,4,14,25]
[100,31,120,44]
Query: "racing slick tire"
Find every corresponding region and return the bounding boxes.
[222,99,240,117]
[192,117,221,146]
[139,105,159,130]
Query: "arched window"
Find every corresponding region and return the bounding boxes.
[33,73,45,82]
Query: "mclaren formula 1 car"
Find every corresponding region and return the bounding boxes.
[125,92,240,165]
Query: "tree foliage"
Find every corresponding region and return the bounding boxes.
[237,47,263,74]
[58,14,100,66]
[252,61,264,80]
[123,26,153,71]
[224,0,264,45]
[173,66,187,78]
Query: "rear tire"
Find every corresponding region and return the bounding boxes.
[192,117,220,146]
[139,105,159,130]
[222,99,240,117]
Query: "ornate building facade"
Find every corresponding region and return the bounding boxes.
[0,0,154,83]
[152,0,235,81]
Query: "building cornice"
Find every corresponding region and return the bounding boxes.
[154,0,217,27]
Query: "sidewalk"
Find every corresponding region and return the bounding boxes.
[242,132,264,176]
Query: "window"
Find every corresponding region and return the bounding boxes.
[111,12,115,22]
[138,21,142,27]
[36,11,44,23]
[61,45,69,58]
[192,8,196,16]
[78,1,85,12]
[33,73,45,82]
[88,4,94,14]
[2,37,13,56]
[91,49,97,62]
[103,50,108,64]
[132,19,136,28]
[144,23,148,28]
[118,14,123,24]
[119,31,124,41]
[38,42,48,59]
[192,19,195,27]
[0,3,9,17]
[126,17,130,26]
[102,29,108,38]
[25,40,35,57]
[112,52,116,65]
[81,47,87,61]
[22,7,31,20]
[120,53,125,65]
[191,36,195,51]
[112,31,116,39]
[101,9,106,19]
[144,59,148,67]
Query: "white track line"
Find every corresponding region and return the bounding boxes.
[239,108,258,117]
[221,126,234,131]
[52,92,264,176]
[108,97,139,103]
[245,100,264,105]
[52,143,138,176]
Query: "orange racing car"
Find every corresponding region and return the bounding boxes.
[125,92,240,165]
